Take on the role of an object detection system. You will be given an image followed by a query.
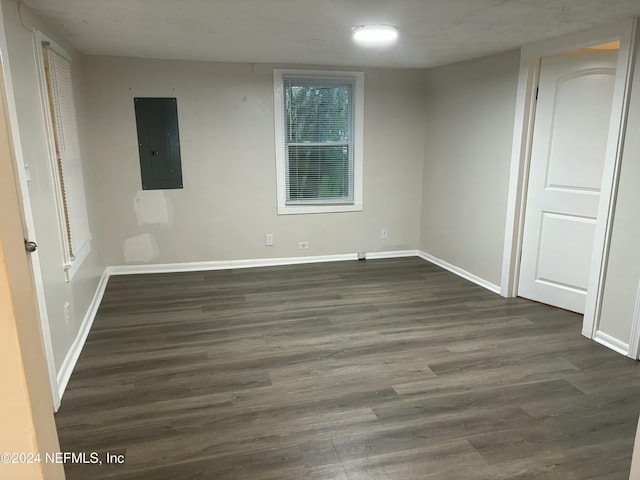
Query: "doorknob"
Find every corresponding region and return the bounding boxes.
[24,240,37,253]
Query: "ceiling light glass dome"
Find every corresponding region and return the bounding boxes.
[352,24,399,46]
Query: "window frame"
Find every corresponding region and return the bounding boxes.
[273,69,364,215]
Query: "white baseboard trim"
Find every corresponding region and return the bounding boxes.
[366,250,419,260]
[56,268,109,406]
[594,329,629,357]
[107,250,420,276]
[417,250,501,295]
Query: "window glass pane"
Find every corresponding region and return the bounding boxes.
[285,83,351,143]
[283,75,355,205]
[287,145,351,201]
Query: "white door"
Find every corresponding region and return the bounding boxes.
[0,45,60,408]
[518,49,618,314]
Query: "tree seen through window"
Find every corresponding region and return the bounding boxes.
[284,78,354,203]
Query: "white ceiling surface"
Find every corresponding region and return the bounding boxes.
[23,0,640,68]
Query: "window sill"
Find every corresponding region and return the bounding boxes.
[277,203,363,215]
[64,235,92,282]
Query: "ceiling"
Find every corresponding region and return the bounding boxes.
[22,0,640,69]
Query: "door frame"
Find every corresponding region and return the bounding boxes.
[0,17,60,408]
[501,19,638,343]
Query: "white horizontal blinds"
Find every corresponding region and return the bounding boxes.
[283,75,355,204]
[43,45,91,261]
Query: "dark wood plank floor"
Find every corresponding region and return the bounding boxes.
[55,257,640,479]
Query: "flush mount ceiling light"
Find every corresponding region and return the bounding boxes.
[352,24,398,46]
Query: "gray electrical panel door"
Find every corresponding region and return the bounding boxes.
[134,97,183,190]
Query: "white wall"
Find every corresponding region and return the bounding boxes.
[419,50,521,287]
[597,26,640,345]
[1,0,105,374]
[82,56,427,265]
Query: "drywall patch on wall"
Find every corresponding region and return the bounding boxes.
[123,233,159,263]
[133,190,173,226]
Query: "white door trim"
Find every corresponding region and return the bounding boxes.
[501,19,638,341]
[0,17,60,408]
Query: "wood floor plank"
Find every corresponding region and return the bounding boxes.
[55,258,640,479]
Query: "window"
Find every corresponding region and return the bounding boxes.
[40,37,91,280]
[274,70,364,215]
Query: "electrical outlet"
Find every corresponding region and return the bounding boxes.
[298,241,310,250]
[265,233,274,246]
[381,228,388,240]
